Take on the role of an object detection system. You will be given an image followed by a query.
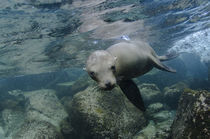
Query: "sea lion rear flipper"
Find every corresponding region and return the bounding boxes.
[119,80,146,111]
[151,57,176,73]
[158,52,179,61]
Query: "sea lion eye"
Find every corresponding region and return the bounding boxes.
[111,66,116,71]
[89,71,95,77]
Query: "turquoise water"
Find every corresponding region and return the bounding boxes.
[0,0,209,138]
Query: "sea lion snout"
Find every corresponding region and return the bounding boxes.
[99,79,116,90]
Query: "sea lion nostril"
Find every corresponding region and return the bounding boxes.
[105,81,112,88]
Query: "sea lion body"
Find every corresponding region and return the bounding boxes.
[106,41,156,79]
[86,41,176,111]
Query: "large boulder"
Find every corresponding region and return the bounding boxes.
[69,86,147,138]
[138,83,162,106]
[163,82,188,109]
[169,89,210,138]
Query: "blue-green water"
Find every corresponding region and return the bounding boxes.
[0,0,209,138]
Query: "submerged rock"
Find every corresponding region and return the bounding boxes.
[163,82,188,109]
[0,89,68,138]
[134,121,156,139]
[152,110,174,123]
[14,120,63,139]
[155,118,173,139]
[0,109,25,137]
[147,102,164,115]
[134,112,174,139]
[24,89,68,127]
[169,89,210,138]
[138,83,162,106]
[0,90,25,111]
[69,86,147,138]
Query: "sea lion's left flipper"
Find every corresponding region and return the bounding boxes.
[119,80,146,111]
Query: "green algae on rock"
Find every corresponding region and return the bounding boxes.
[68,86,147,138]
[169,89,210,138]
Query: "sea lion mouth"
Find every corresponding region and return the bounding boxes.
[103,86,115,90]
[100,84,115,91]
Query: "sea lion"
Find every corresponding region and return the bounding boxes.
[86,41,176,111]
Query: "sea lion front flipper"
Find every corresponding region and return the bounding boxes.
[119,80,146,111]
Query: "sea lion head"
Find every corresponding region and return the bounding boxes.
[86,50,117,90]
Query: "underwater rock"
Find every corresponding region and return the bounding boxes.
[0,109,25,137]
[134,113,174,139]
[134,121,156,139]
[152,110,174,123]
[154,118,174,139]
[146,102,164,116]
[69,86,147,138]
[138,83,162,106]
[163,82,188,109]
[24,89,68,127]
[0,89,68,138]
[14,120,63,139]
[169,89,210,138]
[0,90,25,111]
